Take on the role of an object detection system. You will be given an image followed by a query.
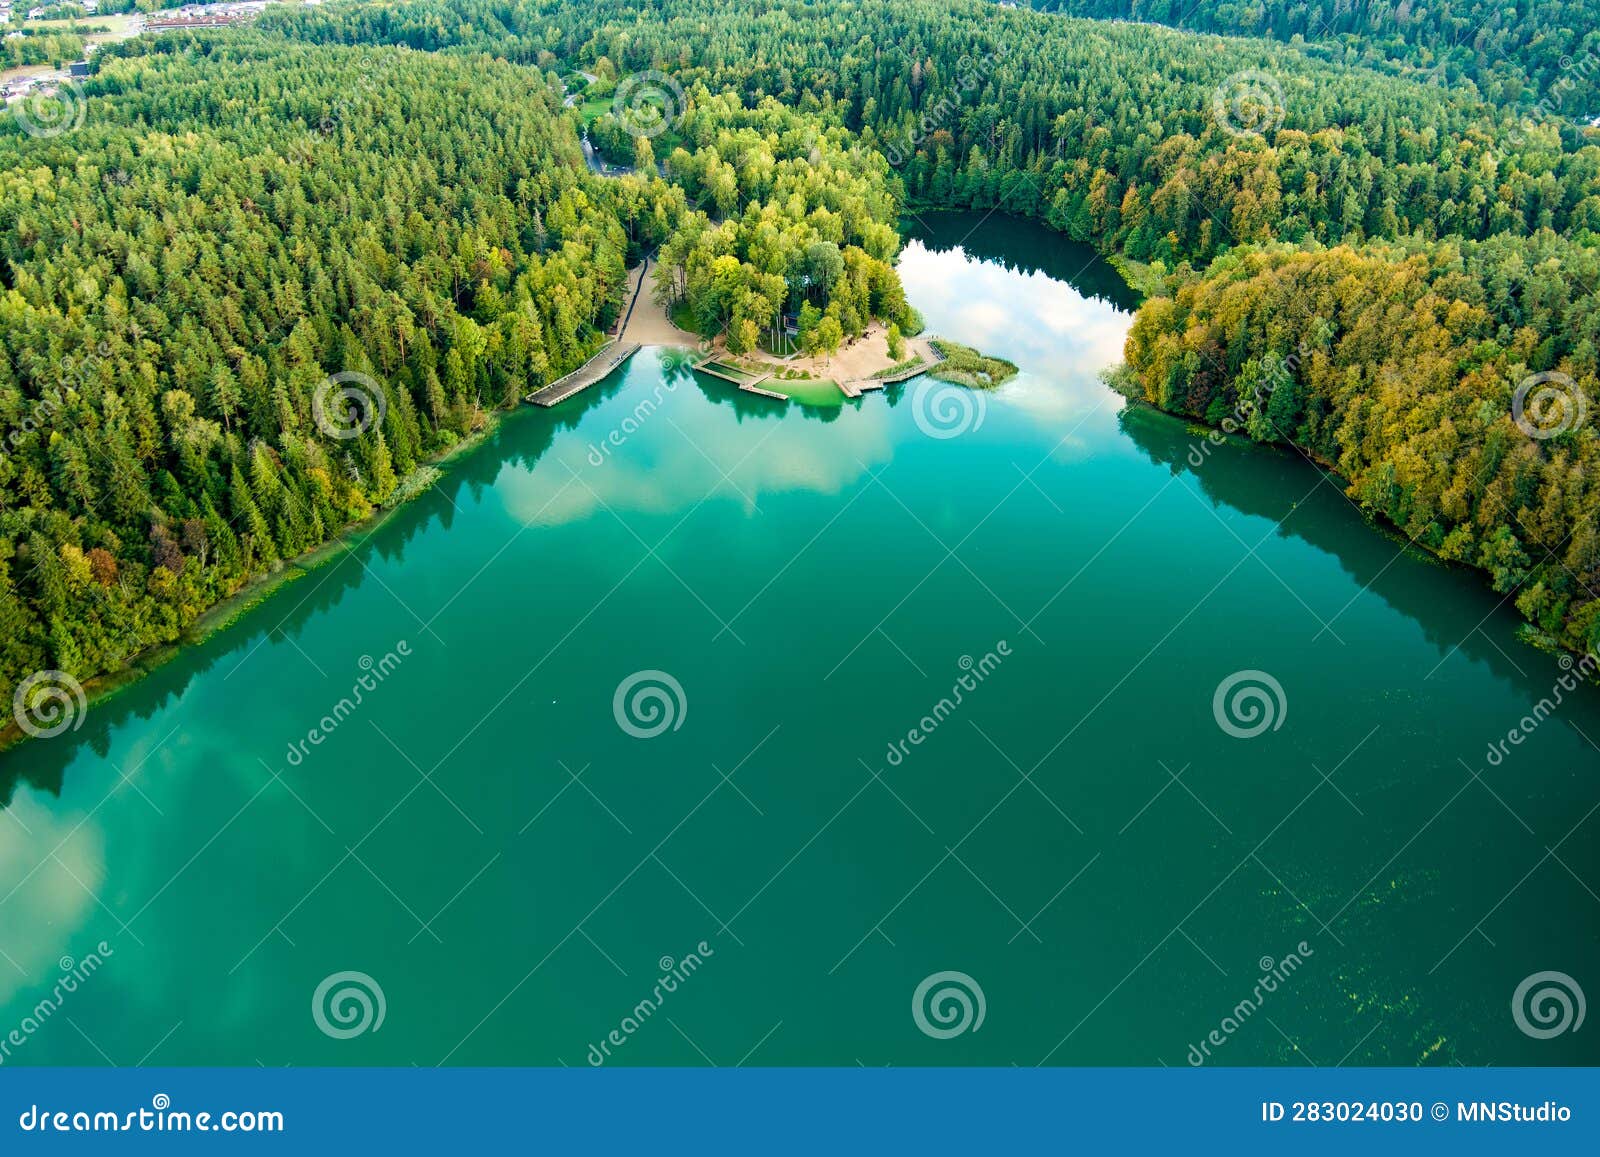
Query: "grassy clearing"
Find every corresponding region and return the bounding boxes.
[929,340,1018,389]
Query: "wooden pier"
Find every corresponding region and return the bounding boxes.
[863,363,924,385]
[694,359,787,399]
[694,362,746,384]
[848,342,947,392]
[737,373,786,401]
[525,341,641,407]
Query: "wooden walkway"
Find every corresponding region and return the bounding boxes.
[525,341,641,407]
[737,373,785,401]
[739,383,787,401]
[843,341,947,392]
[862,362,924,386]
[695,362,747,385]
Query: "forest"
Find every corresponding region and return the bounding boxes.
[1,27,87,70]
[2,0,1598,712]
[1023,1,1600,114]
[640,90,918,351]
[0,34,631,690]
[266,0,1600,259]
[264,0,1600,650]
[0,17,924,701]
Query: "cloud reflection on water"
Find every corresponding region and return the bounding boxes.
[499,352,896,527]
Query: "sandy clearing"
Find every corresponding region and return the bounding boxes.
[619,257,701,347]
[765,322,935,383]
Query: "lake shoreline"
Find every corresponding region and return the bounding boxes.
[1116,391,1599,667]
[0,409,510,755]
[2,215,1009,752]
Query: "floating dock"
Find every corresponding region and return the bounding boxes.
[525,342,641,407]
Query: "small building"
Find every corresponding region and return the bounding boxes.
[68,60,89,78]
